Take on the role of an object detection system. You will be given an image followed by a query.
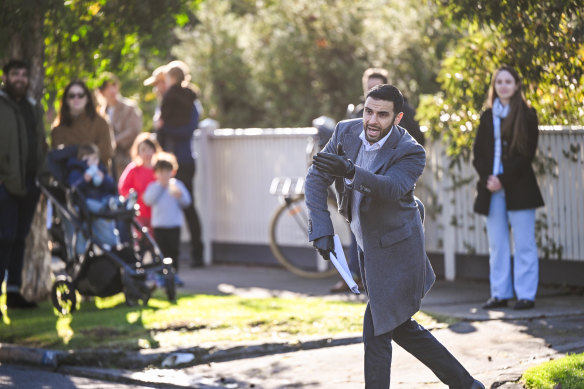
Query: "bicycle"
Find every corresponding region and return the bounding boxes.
[268,176,353,279]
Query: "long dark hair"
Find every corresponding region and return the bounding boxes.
[486,65,530,156]
[57,80,96,127]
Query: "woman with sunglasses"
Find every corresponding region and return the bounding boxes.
[51,80,113,166]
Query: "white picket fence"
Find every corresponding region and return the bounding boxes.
[193,121,584,277]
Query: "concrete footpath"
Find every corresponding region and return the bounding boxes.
[2,263,584,388]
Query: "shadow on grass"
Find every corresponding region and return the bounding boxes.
[1,291,170,351]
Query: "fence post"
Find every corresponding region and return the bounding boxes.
[197,118,218,266]
[440,152,456,281]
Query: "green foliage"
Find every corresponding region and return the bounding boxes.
[417,0,584,157]
[1,0,199,126]
[522,353,584,389]
[174,0,455,128]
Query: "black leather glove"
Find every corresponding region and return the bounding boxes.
[312,235,336,261]
[312,144,355,179]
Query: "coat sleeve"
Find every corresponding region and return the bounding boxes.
[95,116,115,165]
[304,124,340,241]
[117,164,134,196]
[350,142,425,201]
[472,111,492,188]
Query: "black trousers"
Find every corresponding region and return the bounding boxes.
[0,178,41,289]
[363,303,474,388]
[153,227,181,271]
[175,161,204,264]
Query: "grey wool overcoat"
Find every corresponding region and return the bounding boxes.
[305,118,435,336]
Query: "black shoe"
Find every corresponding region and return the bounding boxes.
[513,299,535,310]
[470,379,485,389]
[6,292,38,309]
[482,297,508,309]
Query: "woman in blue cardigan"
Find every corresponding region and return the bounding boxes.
[472,65,544,310]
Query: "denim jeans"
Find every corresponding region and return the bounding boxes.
[486,190,538,301]
[363,304,474,388]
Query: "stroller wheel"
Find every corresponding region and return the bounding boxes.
[52,278,77,316]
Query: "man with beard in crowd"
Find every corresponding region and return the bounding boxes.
[0,59,47,317]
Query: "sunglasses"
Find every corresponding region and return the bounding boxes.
[67,92,86,100]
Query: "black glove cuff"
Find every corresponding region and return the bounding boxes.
[346,160,355,179]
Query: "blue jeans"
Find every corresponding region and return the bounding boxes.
[486,190,538,301]
[363,304,474,388]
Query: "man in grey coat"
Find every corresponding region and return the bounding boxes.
[305,85,484,388]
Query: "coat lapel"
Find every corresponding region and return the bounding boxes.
[340,121,363,162]
[370,125,403,174]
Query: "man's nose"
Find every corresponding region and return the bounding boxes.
[368,113,380,125]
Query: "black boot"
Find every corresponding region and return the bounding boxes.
[6,292,38,309]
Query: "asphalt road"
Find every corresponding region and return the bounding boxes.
[0,363,156,389]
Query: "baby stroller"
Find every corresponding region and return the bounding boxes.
[41,146,176,315]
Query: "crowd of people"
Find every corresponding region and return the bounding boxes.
[0,58,205,317]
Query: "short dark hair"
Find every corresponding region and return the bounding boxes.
[366,84,404,114]
[3,59,29,75]
[153,152,178,172]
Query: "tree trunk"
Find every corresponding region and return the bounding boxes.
[12,4,51,301]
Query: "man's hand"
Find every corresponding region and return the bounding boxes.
[312,235,336,261]
[312,144,355,179]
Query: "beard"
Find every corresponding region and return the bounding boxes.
[363,122,393,144]
[4,78,29,100]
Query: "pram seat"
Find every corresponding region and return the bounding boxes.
[41,146,177,314]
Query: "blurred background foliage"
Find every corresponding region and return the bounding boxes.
[417,0,584,158]
[1,0,582,146]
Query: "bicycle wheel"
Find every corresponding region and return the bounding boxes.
[269,194,352,279]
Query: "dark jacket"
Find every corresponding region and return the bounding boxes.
[158,103,199,165]
[472,107,544,215]
[0,90,47,196]
[67,157,116,201]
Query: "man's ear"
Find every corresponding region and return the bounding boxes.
[394,112,404,126]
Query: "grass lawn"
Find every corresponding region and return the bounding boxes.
[522,353,584,389]
[1,290,445,352]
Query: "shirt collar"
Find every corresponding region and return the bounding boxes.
[359,126,393,151]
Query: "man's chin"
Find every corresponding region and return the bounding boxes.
[5,84,28,100]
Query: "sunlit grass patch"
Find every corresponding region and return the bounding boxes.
[1,290,452,352]
[522,353,584,389]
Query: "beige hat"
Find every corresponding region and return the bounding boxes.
[143,65,166,86]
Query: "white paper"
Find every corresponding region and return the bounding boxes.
[329,234,360,294]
